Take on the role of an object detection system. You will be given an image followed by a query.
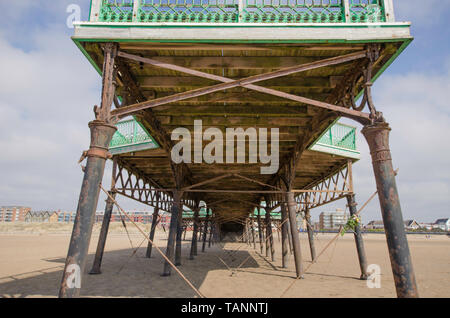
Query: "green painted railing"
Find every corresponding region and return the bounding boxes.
[110,118,159,154]
[91,0,394,23]
[317,122,357,150]
[309,122,359,159]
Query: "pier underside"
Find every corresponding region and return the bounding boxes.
[75,39,407,220]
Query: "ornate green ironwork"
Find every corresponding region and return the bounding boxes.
[242,0,345,23]
[99,0,134,22]
[138,0,239,23]
[95,0,387,23]
[349,0,385,22]
[314,122,357,151]
[110,118,159,154]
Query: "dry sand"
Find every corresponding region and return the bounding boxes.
[0,222,449,298]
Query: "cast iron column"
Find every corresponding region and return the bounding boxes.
[89,160,117,275]
[281,202,289,268]
[362,121,418,297]
[189,205,200,260]
[89,159,117,275]
[59,43,118,298]
[175,197,183,266]
[163,190,182,276]
[146,206,160,258]
[257,209,263,254]
[202,209,209,252]
[250,218,256,249]
[305,207,316,262]
[286,191,304,278]
[346,194,368,280]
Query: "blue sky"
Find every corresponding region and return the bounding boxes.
[0,1,449,223]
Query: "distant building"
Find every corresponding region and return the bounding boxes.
[25,211,58,223]
[319,209,349,230]
[58,211,77,223]
[0,206,31,222]
[365,220,384,230]
[404,220,420,230]
[95,210,154,224]
[434,218,450,231]
[418,223,434,231]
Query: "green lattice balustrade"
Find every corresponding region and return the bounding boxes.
[349,0,385,22]
[95,0,388,23]
[309,122,359,159]
[138,0,239,23]
[110,118,159,154]
[242,0,345,23]
[99,0,134,22]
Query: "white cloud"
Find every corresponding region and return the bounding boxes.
[329,66,450,223]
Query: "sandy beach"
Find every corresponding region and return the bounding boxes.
[0,223,448,298]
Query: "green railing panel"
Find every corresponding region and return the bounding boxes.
[314,122,357,151]
[110,118,159,152]
[95,0,388,23]
[349,0,385,23]
[138,0,239,23]
[99,0,134,22]
[242,0,345,24]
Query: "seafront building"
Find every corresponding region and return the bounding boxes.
[0,206,31,222]
[319,209,350,230]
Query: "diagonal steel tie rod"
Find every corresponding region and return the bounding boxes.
[112,50,370,120]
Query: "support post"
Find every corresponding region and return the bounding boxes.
[175,198,183,266]
[59,43,118,298]
[285,191,304,278]
[189,204,200,260]
[267,212,275,261]
[257,208,263,254]
[208,219,213,248]
[162,190,182,276]
[346,194,368,279]
[89,160,118,274]
[362,121,418,298]
[145,206,160,258]
[202,209,209,252]
[250,218,256,249]
[281,202,290,268]
[305,207,316,262]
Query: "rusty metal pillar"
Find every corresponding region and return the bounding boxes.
[250,218,256,249]
[162,190,182,276]
[59,43,118,298]
[265,213,270,257]
[281,202,289,268]
[89,160,118,275]
[202,209,209,252]
[269,214,275,261]
[285,191,304,278]
[305,207,316,262]
[346,194,368,280]
[362,121,418,297]
[145,206,160,258]
[208,218,213,248]
[175,198,183,266]
[189,204,200,260]
[257,208,263,254]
